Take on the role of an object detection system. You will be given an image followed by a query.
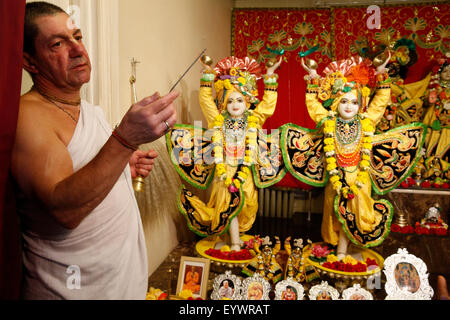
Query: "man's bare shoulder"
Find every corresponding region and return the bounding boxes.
[19,92,54,125]
[15,93,61,148]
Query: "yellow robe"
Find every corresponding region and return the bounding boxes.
[305,88,391,246]
[423,85,449,160]
[186,86,278,234]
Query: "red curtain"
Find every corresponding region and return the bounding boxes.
[232,4,449,188]
[0,0,26,299]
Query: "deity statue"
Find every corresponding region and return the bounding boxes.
[423,156,449,187]
[167,56,284,253]
[376,39,430,133]
[419,202,448,232]
[423,57,450,165]
[281,53,426,259]
[242,236,283,284]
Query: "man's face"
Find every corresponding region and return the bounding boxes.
[31,13,91,89]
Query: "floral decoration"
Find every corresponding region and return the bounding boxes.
[390,223,448,236]
[205,248,254,261]
[146,287,168,300]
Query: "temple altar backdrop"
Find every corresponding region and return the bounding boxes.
[232,3,449,188]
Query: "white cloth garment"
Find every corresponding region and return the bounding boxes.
[18,101,148,300]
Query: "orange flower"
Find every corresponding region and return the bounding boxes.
[346,64,370,85]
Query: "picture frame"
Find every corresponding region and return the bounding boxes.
[308,280,340,300]
[383,248,434,300]
[341,283,374,300]
[176,256,210,299]
[241,273,272,300]
[210,270,242,300]
[274,277,305,300]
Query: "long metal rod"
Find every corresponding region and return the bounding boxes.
[169,48,207,93]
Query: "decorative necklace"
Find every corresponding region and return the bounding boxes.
[335,117,361,146]
[323,112,374,199]
[33,86,81,106]
[212,110,258,193]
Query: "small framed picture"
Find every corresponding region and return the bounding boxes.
[241,273,271,300]
[308,281,340,300]
[383,248,434,300]
[341,283,373,300]
[211,270,242,300]
[176,256,210,299]
[274,277,305,300]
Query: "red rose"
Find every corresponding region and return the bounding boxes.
[442,183,449,189]
[421,181,431,188]
[158,293,168,300]
[400,226,409,234]
[391,224,401,232]
[432,183,441,188]
[366,258,378,267]
[348,193,355,200]
[400,181,409,188]
[332,262,340,270]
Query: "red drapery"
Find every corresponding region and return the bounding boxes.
[0,0,26,299]
[232,4,449,189]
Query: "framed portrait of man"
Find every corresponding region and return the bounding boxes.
[211,271,242,300]
[176,256,210,299]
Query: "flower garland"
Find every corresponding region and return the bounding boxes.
[204,248,254,260]
[391,223,448,236]
[324,111,375,199]
[212,111,259,192]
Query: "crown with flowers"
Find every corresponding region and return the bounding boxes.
[212,56,263,111]
[310,56,383,112]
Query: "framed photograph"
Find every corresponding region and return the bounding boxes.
[241,273,271,300]
[383,248,434,300]
[308,281,340,300]
[176,256,210,299]
[274,277,305,300]
[341,283,373,300]
[210,270,242,300]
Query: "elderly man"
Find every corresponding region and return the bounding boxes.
[11,2,178,299]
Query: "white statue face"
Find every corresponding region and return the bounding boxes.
[337,92,360,120]
[226,91,247,118]
[440,65,450,82]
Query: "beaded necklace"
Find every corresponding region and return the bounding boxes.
[324,112,374,199]
[212,110,258,192]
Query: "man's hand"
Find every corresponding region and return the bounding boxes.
[437,275,449,300]
[117,91,179,147]
[129,149,159,179]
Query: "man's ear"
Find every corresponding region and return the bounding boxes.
[23,52,39,75]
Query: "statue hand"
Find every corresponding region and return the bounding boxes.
[301,57,319,79]
[376,50,391,75]
[266,57,282,75]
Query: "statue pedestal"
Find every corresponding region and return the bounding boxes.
[195,235,257,272]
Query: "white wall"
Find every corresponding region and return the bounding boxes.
[118,0,233,126]
[117,0,233,276]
